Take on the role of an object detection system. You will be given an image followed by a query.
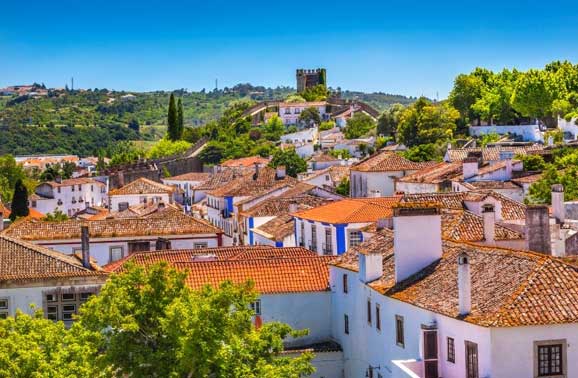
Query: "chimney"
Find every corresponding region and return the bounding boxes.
[80,225,91,269]
[276,165,286,179]
[254,162,260,178]
[393,205,442,283]
[462,157,479,180]
[55,176,62,184]
[288,202,298,214]
[505,159,513,179]
[525,205,551,255]
[482,204,495,245]
[359,251,383,283]
[376,218,392,231]
[457,253,472,316]
[552,184,565,224]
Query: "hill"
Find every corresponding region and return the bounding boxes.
[0,84,415,156]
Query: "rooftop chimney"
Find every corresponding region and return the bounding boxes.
[462,157,479,180]
[552,184,565,224]
[80,225,91,269]
[55,176,62,184]
[482,204,495,245]
[276,165,286,179]
[525,205,551,255]
[393,205,442,283]
[254,162,260,179]
[458,253,472,316]
[288,202,299,214]
[376,218,392,231]
[359,251,383,283]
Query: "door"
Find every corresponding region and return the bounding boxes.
[465,341,479,378]
[423,330,438,378]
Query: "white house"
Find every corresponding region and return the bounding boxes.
[162,172,211,206]
[444,144,544,164]
[299,166,350,190]
[32,177,107,217]
[350,151,436,197]
[2,208,223,266]
[105,246,343,378]
[108,177,176,211]
[469,121,544,142]
[280,127,318,145]
[330,203,578,378]
[278,102,327,125]
[292,197,402,256]
[0,235,107,325]
[558,116,578,141]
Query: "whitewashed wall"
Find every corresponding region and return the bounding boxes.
[110,193,170,211]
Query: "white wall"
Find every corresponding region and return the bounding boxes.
[351,171,413,197]
[110,193,170,211]
[34,234,220,266]
[469,124,543,142]
[294,218,370,256]
[33,182,107,216]
[395,181,439,194]
[283,350,344,378]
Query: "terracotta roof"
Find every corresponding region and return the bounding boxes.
[0,235,105,282]
[445,145,544,162]
[207,166,297,197]
[109,177,174,196]
[441,209,523,241]
[104,246,317,272]
[397,162,463,184]
[194,168,252,191]
[104,246,331,294]
[351,151,437,172]
[221,156,270,168]
[253,214,295,241]
[293,197,402,223]
[165,172,211,182]
[476,159,522,176]
[3,211,220,241]
[511,172,544,184]
[401,191,526,221]
[0,202,44,220]
[332,235,578,327]
[301,166,350,184]
[309,153,340,163]
[107,203,183,219]
[460,181,522,190]
[241,195,331,217]
[43,177,105,188]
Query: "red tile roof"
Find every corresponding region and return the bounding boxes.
[221,156,270,168]
[104,246,331,294]
[293,197,402,223]
[397,162,463,184]
[208,166,297,197]
[165,172,211,182]
[351,151,437,172]
[109,177,175,196]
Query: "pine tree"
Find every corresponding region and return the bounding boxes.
[177,98,184,140]
[10,179,29,221]
[167,93,178,141]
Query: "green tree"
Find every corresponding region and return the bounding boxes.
[396,98,459,147]
[10,179,29,221]
[147,139,191,159]
[528,165,578,204]
[318,121,335,131]
[343,113,376,139]
[199,142,226,165]
[42,209,69,221]
[511,69,560,127]
[128,118,140,133]
[479,132,501,147]
[298,107,321,126]
[0,155,28,203]
[263,115,285,141]
[335,178,350,196]
[516,154,546,171]
[167,93,179,141]
[177,98,184,139]
[449,72,485,125]
[329,149,351,159]
[402,143,443,162]
[377,104,404,137]
[300,85,328,101]
[77,262,314,377]
[269,148,307,177]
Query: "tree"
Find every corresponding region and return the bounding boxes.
[177,98,184,139]
[269,148,307,178]
[516,154,546,171]
[396,97,459,147]
[128,118,140,133]
[167,93,179,141]
[199,142,225,165]
[147,139,191,159]
[263,115,285,141]
[449,72,485,126]
[329,149,351,159]
[42,209,69,221]
[335,178,350,196]
[377,104,404,137]
[343,113,376,139]
[402,143,443,162]
[300,85,328,102]
[528,165,578,204]
[298,107,321,126]
[10,179,29,221]
[511,69,559,127]
[319,121,335,131]
[77,262,314,377]
[0,155,28,203]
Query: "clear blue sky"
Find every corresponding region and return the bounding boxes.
[1,0,578,98]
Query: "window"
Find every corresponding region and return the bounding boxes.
[128,241,150,253]
[44,289,98,323]
[62,304,76,321]
[193,242,208,249]
[250,299,261,315]
[0,298,8,318]
[310,224,317,251]
[284,108,291,114]
[109,246,124,262]
[465,341,479,378]
[46,305,58,321]
[31,200,37,208]
[299,221,305,247]
[395,315,404,347]
[80,292,93,301]
[343,274,348,293]
[323,227,332,255]
[535,340,566,377]
[367,299,372,325]
[91,185,94,192]
[78,184,82,190]
[344,314,349,335]
[62,293,75,302]
[57,187,61,194]
[447,337,455,363]
[349,230,363,248]
[375,304,381,331]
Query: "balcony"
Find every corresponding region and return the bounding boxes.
[322,242,333,255]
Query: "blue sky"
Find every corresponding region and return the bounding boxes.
[1,0,578,98]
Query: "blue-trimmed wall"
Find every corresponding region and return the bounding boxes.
[248,217,255,245]
[335,224,347,255]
